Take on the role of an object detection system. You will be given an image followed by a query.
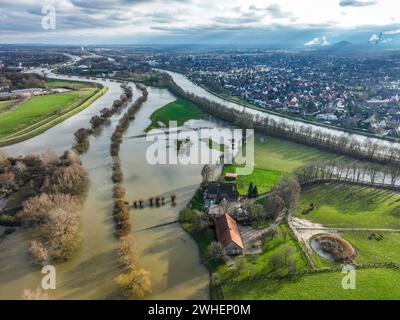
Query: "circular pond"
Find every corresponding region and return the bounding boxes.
[311,234,356,262]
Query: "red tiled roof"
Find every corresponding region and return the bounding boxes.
[215,214,244,249]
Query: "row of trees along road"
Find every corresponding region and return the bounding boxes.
[158,72,400,166]
[294,160,400,188]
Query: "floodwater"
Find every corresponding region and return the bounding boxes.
[0,73,211,299]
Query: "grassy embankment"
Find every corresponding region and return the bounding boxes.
[0,100,18,113]
[0,79,108,146]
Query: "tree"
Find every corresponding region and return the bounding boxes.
[0,172,15,190]
[207,242,226,262]
[248,203,264,226]
[18,193,78,227]
[29,240,48,266]
[273,177,301,216]
[192,210,208,233]
[42,207,81,261]
[44,163,88,195]
[118,235,139,270]
[116,268,152,298]
[248,182,254,198]
[253,186,259,198]
[74,128,90,144]
[264,193,285,220]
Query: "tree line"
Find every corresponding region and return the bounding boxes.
[294,160,400,189]
[110,83,148,238]
[158,72,400,166]
[108,83,152,298]
[73,84,133,154]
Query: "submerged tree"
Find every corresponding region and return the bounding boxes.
[116,268,152,299]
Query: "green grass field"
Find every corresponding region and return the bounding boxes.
[145,98,205,132]
[223,135,348,195]
[255,268,400,300]
[47,79,94,89]
[223,167,283,195]
[0,90,94,138]
[342,231,400,265]
[219,225,309,299]
[297,183,400,229]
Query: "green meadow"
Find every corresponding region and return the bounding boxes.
[297,183,400,229]
[145,98,205,132]
[256,268,400,300]
[47,79,95,89]
[0,90,94,138]
[223,135,348,195]
[342,231,400,265]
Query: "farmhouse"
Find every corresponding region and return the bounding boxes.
[215,214,244,255]
[204,182,239,202]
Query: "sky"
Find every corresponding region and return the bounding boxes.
[1,0,400,46]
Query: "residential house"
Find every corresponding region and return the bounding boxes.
[204,182,239,205]
[215,214,244,255]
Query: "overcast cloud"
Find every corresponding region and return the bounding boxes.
[0,0,399,44]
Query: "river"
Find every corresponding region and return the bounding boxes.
[0,72,210,299]
[1,65,396,300]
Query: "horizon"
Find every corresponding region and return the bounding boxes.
[1,0,400,47]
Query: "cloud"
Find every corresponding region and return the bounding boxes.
[384,29,400,35]
[339,0,377,7]
[304,36,330,46]
[0,0,398,44]
[265,4,292,19]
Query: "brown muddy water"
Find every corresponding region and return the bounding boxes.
[0,78,212,299]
